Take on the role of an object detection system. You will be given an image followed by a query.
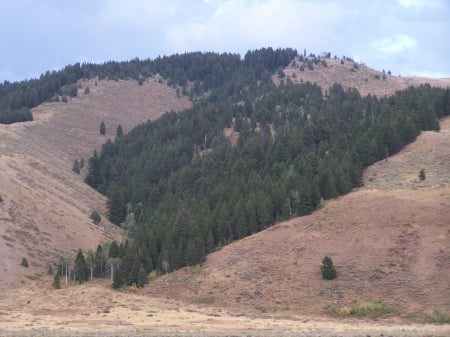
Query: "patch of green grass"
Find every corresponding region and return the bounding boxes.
[332,299,397,319]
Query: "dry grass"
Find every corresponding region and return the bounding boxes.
[0,77,190,289]
[273,57,450,96]
[1,74,450,336]
[144,117,450,319]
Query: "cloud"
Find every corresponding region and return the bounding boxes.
[373,34,417,55]
[397,0,443,9]
[163,0,350,55]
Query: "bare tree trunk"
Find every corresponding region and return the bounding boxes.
[65,265,68,286]
[110,264,114,283]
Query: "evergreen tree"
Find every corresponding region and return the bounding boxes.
[74,249,88,283]
[419,168,426,181]
[21,258,29,267]
[99,121,106,135]
[116,124,123,138]
[72,159,81,174]
[320,256,337,280]
[53,272,61,289]
[136,264,147,288]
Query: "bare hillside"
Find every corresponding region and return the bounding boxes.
[0,78,191,290]
[143,117,450,318]
[273,57,450,96]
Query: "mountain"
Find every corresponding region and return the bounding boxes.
[143,118,450,316]
[0,76,190,289]
[0,50,449,334]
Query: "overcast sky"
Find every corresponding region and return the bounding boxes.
[1,0,449,82]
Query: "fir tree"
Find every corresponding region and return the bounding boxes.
[419,168,426,181]
[99,121,106,135]
[136,264,147,288]
[74,249,88,283]
[53,272,61,289]
[116,124,123,138]
[320,256,337,280]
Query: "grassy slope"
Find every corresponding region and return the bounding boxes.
[0,77,190,289]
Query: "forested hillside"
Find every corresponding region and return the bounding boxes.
[83,49,450,288]
[1,48,295,124]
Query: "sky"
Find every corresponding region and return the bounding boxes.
[1,0,449,82]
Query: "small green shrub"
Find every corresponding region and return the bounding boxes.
[90,211,101,225]
[349,299,397,318]
[21,258,29,268]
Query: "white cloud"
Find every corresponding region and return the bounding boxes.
[373,34,417,55]
[397,0,443,9]
[163,0,350,55]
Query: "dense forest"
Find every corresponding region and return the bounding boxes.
[80,49,450,288]
[0,48,295,124]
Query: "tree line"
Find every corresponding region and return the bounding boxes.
[83,50,450,283]
[1,48,296,124]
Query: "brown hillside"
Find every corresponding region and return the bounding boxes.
[143,117,450,318]
[273,57,450,96]
[0,77,191,289]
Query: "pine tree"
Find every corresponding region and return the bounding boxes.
[53,272,61,289]
[136,264,147,288]
[99,121,106,135]
[320,256,337,280]
[72,159,81,174]
[419,168,426,181]
[74,249,88,283]
[116,124,123,138]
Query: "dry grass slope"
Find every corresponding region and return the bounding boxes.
[0,77,191,289]
[273,57,450,96]
[1,71,450,336]
[143,117,450,319]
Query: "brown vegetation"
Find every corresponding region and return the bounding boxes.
[1,73,449,336]
[273,57,450,96]
[0,77,190,289]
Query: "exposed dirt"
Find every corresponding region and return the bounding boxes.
[142,117,450,322]
[1,76,449,336]
[0,77,190,289]
[274,57,450,96]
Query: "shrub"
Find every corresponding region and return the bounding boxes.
[320,256,336,280]
[90,210,101,225]
[21,258,29,268]
[0,195,3,203]
[331,299,397,318]
[423,309,450,324]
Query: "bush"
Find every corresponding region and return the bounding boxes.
[320,256,336,280]
[0,195,3,203]
[423,309,450,324]
[21,258,29,268]
[349,299,397,318]
[90,210,101,225]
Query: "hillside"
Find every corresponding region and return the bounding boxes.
[0,77,190,289]
[0,51,449,336]
[143,116,450,317]
[274,56,450,96]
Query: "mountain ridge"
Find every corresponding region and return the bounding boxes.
[0,51,449,335]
